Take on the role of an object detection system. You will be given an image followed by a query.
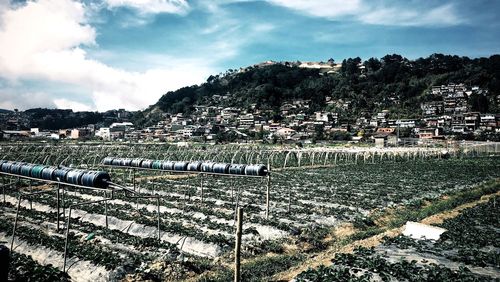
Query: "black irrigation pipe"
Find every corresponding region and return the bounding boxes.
[0,171,120,193]
[0,172,162,274]
[1,166,275,277]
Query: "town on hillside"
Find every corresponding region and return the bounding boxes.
[1,83,499,145]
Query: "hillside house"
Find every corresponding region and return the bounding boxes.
[373,133,397,147]
[276,127,296,138]
[421,101,444,116]
[479,114,497,131]
[418,128,439,139]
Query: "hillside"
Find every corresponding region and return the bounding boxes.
[134,54,500,126]
[0,108,134,131]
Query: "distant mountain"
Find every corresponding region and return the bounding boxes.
[23,108,104,130]
[134,53,500,127]
[0,109,13,114]
[0,108,134,131]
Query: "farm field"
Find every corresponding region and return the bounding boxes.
[0,144,499,281]
[295,195,500,281]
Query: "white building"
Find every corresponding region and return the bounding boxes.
[96,127,111,140]
[276,127,296,138]
[30,128,40,136]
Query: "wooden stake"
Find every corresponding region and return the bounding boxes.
[234,207,243,282]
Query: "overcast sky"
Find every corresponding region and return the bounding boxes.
[0,0,499,112]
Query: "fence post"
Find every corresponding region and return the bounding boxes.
[234,207,243,282]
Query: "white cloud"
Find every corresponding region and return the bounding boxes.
[0,0,214,111]
[267,0,361,19]
[53,98,93,111]
[104,0,189,14]
[0,91,56,110]
[0,0,95,79]
[360,4,463,27]
[265,0,464,27]
[0,0,9,12]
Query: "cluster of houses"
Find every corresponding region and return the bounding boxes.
[1,83,499,144]
[419,84,499,137]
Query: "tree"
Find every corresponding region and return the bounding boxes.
[364,57,381,72]
[314,124,325,140]
[341,57,362,77]
[470,94,489,113]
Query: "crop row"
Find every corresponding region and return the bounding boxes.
[7,252,70,282]
[296,246,492,281]
[109,157,500,224]
[383,195,500,268]
[0,218,153,271]
[296,195,500,281]
[3,157,498,242]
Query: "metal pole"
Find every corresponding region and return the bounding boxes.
[29,180,32,210]
[266,174,271,220]
[56,185,60,232]
[132,169,136,191]
[234,207,243,282]
[200,174,204,204]
[288,181,291,213]
[136,181,139,209]
[63,198,111,273]
[105,191,109,229]
[1,176,4,204]
[10,194,22,250]
[62,185,65,224]
[63,207,72,273]
[231,178,234,204]
[157,196,161,241]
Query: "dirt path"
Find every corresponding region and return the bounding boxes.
[273,191,500,281]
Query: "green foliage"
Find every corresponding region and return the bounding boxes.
[197,254,304,282]
[296,246,490,281]
[139,53,500,127]
[297,225,330,251]
[241,254,304,281]
[386,179,500,228]
[382,196,500,269]
[8,252,70,282]
[24,108,104,130]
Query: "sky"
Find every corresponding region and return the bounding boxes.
[0,0,499,112]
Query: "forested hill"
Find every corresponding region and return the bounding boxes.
[134,54,500,126]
